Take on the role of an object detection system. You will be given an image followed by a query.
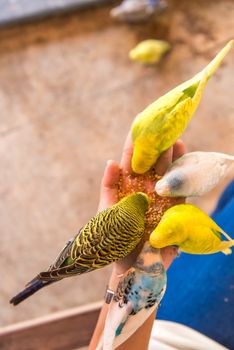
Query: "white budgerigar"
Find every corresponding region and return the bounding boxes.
[156,152,234,197]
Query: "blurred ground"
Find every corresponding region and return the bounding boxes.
[0,0,233,328]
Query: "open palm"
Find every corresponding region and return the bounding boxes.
[97,131,186,275]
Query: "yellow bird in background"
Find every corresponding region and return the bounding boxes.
[131,40,233,174]
[149,204,234,255]
[129,39,171,64]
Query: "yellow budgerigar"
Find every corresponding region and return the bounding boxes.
[131,40,233,174]
[129,39,171,64]
[149,204,234,255]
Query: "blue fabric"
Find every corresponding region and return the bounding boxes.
[157,180,234,350]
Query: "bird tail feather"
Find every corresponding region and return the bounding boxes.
[10,279,55,306]
[220,229,234,242]
[177,40,233,94]
[221,240,234,255]
[205,40,233,81]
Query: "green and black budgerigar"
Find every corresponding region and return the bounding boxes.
[10,192,149,305]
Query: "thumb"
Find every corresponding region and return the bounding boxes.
[97,160,120,212]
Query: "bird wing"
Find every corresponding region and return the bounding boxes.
[30,229,86,281]
[211,228,233,242]
[37,209,113,280]
[114,269,136,304]
[49,235,77,270]
[211,228,222,240]
[38,212,133,281]
[132,89,184,141]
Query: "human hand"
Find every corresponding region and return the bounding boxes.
[89,133,186,350]
[97,131,186,276]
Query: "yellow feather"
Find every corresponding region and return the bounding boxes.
[129,39,171,64]
[149,204,234,255]
[131,40,233,174]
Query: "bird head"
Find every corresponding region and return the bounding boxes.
[149,210,185,248]
[156,171,186,197]
[122,192,150,213]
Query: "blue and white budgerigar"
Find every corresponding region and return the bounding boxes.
[97,242,166,350]
[10,192,149,305]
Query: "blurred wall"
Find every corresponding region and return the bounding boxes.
[0,0,233,327]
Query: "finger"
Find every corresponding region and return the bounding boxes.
[172,139,186,161]
[98,160,120,212]
[160,246,179,270]
[154,147,173,176]
[120,130,134,174]
[172,139,186,204]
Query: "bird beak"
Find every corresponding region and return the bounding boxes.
[155,179,170,196]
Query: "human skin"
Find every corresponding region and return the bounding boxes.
[89,132,186,350]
